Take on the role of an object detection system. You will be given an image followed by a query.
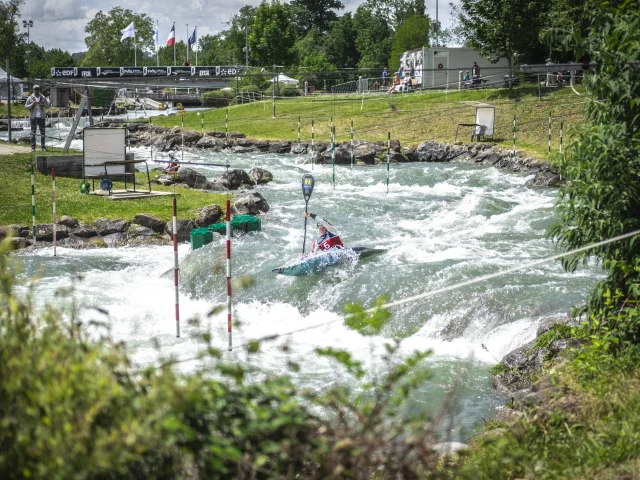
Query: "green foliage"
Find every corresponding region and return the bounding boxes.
[489,362,509,375]
[157,41,187,67]
[249,1,298,67]
[324,13,360,69]
[548,1,640,343]
[82,7,154,67]
[353,5,394,68]
[531,324,576,351]
[28,46,75,79]
[279,84,300,97]
[390,14,431,71]
[344,294,392,335]
[0,0,26,77]
[201,90,234,108]
[290,0,344,35]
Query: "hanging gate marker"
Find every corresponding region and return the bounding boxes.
[226,199,232,351]
[52,168,56,257]
[548,110,552,160]
[513,113,517,157]
[386,132,391,194]
[173,198,180,338]
[31,163,36,246]
[311,119,315,170]
[560,119,564,153]
[350,120,354,169]
[201,113,204,135]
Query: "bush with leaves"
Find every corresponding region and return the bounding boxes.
[0,238,463,479]
[201,90,234,108]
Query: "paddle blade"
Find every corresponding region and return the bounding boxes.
[302,174,314,202]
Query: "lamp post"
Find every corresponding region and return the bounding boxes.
[22,19,33,77]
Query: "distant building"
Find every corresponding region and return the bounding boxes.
[399,47,511,89]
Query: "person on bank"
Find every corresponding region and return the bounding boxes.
[303,212,344,253]
[472,62,481,85]
[25,84,50,152]
[164,151,180,173]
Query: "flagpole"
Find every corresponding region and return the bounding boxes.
[156,20,159,66]
[186,23,189,63]
[173,22,176,66]
[134,23,137,67]
[195,26,198,66]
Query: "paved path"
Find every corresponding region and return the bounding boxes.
[0,142,32,155]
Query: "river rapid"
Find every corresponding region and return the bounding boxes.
[9,112,601,441]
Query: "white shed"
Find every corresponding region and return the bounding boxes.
[270,74,299,86]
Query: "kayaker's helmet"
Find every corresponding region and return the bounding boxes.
[317,223,327,231]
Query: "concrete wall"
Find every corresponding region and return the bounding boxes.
[37,154,135,179]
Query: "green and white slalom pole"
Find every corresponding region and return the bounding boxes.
[386,132,391,194]
[350,120,354,169]
[332,126,336,190]
[560,119,564,154]
[311,119,315,170]
[548,110,552,160]
[31,163,36,246]
[512,113,517,157]
[201,113,204,135]
[52,168,56,257]
[225,108,229,141]
[297,115,301,150]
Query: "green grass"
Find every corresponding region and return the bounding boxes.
[0,149,230,226]
[0,102,30,117]
[153,84,588,160]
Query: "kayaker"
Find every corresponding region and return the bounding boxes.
[304,212,344,253]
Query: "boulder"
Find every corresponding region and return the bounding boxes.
[232,192,270,215]
[415,141,451,162]
[248,167,273,185]
[153,175,175,186]
[314,142,328,154]
[536,316,576,337]
[175,167,208,189]
[269,141,292,154]
[58,216,79,229]
[236,138,254,147]
[128,224,157,237]
[71,224,97,238]
[165,219,194,242]
[229,131,246,138]
[206,131,227,138]
[525,169,563,187]
[322,144,352,165]
[132,214,165,232]
[195,205,223,227]
[0,224,29,240]
[353,142,377,164]
[492,340,547,393]
[196,136,220,149]
[128,235,172,247]
[35,224,69,241]
[103,232,128,247]
[253,139,270,151]
[231,145,258,154]
[291,143,308,154]
[94,218,128,236]
[182,130,202,146]
[390,151,406,163]
[8,237,30,250]
[403,146,419,162]
[208,169,253,191]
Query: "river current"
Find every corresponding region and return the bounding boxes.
[7,112,601,440]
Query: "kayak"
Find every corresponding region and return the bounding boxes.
[272,247,386,276]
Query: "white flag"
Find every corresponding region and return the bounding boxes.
[154,23,159,49]
[120,21,135,41]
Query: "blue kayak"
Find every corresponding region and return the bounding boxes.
[272,247,385,276]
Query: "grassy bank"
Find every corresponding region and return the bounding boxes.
[0,102,30,117]
[0,150,229,226]
[153,84,587,161]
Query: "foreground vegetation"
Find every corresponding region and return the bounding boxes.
[0,150,228,226]
[154,85,586,161]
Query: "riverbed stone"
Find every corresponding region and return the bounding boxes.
[415,141,451,162]
[165,219,194,242]
[71,224,97,238]
[35,224,69,241]
[353,142,377,164]
[195,205,223,227]
[291,143,308,154]
[0,224,29,240]
[229,131,246,138]
[175,167,208,189]
[196,136,220,149]
[58,215,79,229]
[231,145,258,154]
[103,232,128,247]
[269,141,291,154]
[492,340,547,394]
[322,144,352,164]
[95,218,128,236]
[232,192,270,215]
[132,214,165,232]
[207,169,253,191]
[248,167,273,185]
[128,224,157,237]
[525,169,563,187]
[206,131,227,138]
[253,139,270,151]
[8,237,30,250]
[128,234,172,246]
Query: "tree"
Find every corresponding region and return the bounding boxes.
[29,47,75,79]
[324,13,360,69]
[82,7,154,66]
[539,0,591,62]
[249,1,297,67]
[157,41,187,66]
[389,15,430,71]
[353,5,394,69]
[360,0,426,29]
[456,0,551,81]
[0,0,27,77]
[290,0,344,35]
[549,1,640,343]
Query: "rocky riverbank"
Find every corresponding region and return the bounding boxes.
[128,124,561,188]
[0,192,270,251]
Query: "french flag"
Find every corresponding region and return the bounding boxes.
[167,24,175,46]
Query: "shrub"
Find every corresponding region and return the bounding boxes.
[201,90,234,108]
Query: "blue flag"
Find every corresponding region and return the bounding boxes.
[188,27,197,48]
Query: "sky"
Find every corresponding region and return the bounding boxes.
[21,0,458,54]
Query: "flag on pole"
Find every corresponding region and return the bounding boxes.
[188,27,197,49]
[120,22,135,41]
[154,22,159,49]
[167,24,175,46]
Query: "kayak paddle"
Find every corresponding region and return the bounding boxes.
[301,174,315,254]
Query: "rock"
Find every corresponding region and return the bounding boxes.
[35,224,69,241]
[517,391,546,409]
[476,152,501,165]
[231,145,258,154]
[431,442,468,455]
[58,236,105,249]
[353,142,377,164]
[269,141,292,154]
[390,151,406,163]
[103,232,128,247]
[549,338,582,356]
[182,130,202,146]
[165,219,194,242]
[0,224,29,240]
[132,214,165,232]
[8,237,30,250]
[196,136,220,149]
[492,340,547,393]
[71,224,97,238]
[236,138,254,147]
[95,218,128,236]
[322,144,352,165]
[154,176,175,187]
[253,139,270,151]
[536,316,576,337]
[232,192,270,215]
[58,215,79,229]
[415,141,450,162]
[248,167,273,185]
[229,131,246,138]
[403,146,419,162]
[175,167,208,189]
[128,235,172,246]
[128,224,157,237]
[206,131,227,138]
[493,409,524,424]
[291,143,308,154]
[525,169,563,187]
[195,205,223,227]
[208,169,253,191]
[314,142,328,153]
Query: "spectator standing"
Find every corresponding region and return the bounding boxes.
[471,62,481,84]
[409,62,415,78]
[25,84,50,152]
[545,58,556,87]
[382,68,389,87]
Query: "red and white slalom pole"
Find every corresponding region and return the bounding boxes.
[226,199,232,351]
[52,168,57,256]
[173,198,180,338]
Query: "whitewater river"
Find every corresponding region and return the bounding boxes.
[9,114,601,440]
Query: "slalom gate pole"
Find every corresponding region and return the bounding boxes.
[31,163,36,246]
[201,113,204,135]
[513,113,517,157]
[52,168,56,257]
[297,115,301,148]
[226,199,232,351]
[172,198,180,338]
[181,114,185,162]
[548,111,552,160]
[560,120,563,153]
[150,117,153,161]
[311,119,315,170]
[350,120,354,169]
[225,109,229,141]
[386,132,391,194]
[332,126,336,190]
